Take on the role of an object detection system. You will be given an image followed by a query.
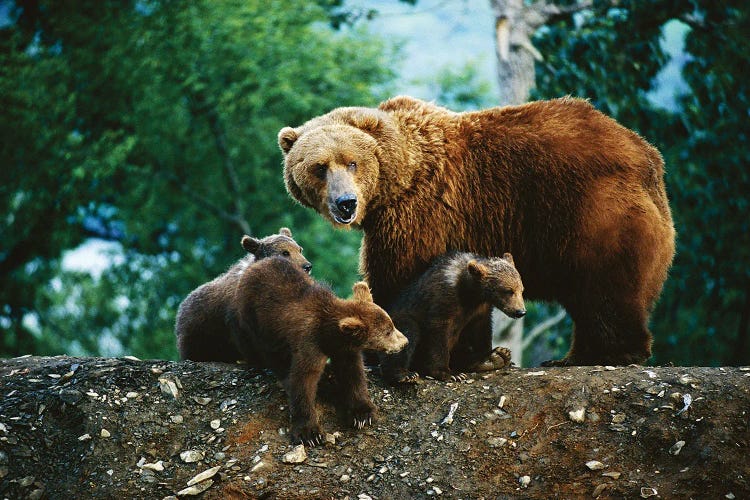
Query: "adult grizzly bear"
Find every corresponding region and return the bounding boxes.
[278,96,675,366]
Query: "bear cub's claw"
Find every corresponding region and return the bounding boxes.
[350,405,376,430]
[291,423,325,447]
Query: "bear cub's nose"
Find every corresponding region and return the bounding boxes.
[303,263,313,273]
[513,309,526,318]
[335,194,357,219]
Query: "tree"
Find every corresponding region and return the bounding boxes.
[0,0,398,359]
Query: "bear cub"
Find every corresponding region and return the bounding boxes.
[233,256,408,446]
[175,227,311,362]
[381,252,525,384]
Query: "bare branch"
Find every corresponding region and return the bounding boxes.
[521,307,567,352]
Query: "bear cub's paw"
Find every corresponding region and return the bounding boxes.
[472,346,513,372]
[291,422,326,447]
[349,402,377,430]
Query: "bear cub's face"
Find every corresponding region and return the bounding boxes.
[339,282,408,354]
[241,227,312,273]
[467,253,526,319]
[279,121,381,228]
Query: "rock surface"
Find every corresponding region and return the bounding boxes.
[1,356,749,499]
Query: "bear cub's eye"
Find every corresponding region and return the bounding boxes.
[315,163,327,179]
[347,161,357,171]
[282,250,291,257]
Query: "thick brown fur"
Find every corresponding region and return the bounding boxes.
[381,252,525,383]
[175,228,311,362]
[279,96,676,366]
[232,256,407,446]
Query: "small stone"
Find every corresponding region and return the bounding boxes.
[726,493,736,499]
[487,437,508,448]
[611,413,626,424]
[210,419,221,430]
[586,460,606,470]
[78,433,92,441]
[592,483,609,497]
[158,378,179,399]
[325,433,336,446]
[125,391,138,398]
[519,475,531,488]
[180,450,205,463]
[192,396,212,406]
[100,429,111,438]
[250,461,265,472]
[140,460,165,472]
[568,408,586,423]
[340,474,350,482]
[177,480,214,496]
[170,415,183,424]
[640,487,658,498]
[498,395,507,408]
[19,475,35,487]
[187,465,221,486]
[433,486,442,494]
[282,445,307,464]
[602,471,621,479]
[669,440,685,455]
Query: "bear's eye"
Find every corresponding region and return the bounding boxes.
[314,163,327,179]
[347,161,357,171]
[282,250,291,257]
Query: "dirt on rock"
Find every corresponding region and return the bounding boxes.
[1,355,748,499]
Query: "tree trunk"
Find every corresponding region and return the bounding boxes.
[2,356,748,499]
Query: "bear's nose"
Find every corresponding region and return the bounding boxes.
[513,309,527,318]
[335,194,357,218]
[302,262,312,274]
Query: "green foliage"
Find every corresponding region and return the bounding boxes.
[532,1,750,365]
[0,0,397,359]
[426,61,496,111]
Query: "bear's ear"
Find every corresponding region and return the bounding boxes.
[339,317,365,336]
[278,227,292,237]
[352,281,373,303]
[278,127,299,153]
[241,235,261,254]
[349,109,382,134]
[502,252,515,266]
[467,260,488,279]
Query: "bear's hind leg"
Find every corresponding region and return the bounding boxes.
[544,300,652,366]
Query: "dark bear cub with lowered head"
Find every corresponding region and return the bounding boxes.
[381,252,525,384]
[175,227,311,362]
[233,256,408,446]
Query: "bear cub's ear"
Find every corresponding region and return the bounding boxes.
[278,227,292,237]
[241,235,261,254]
[467,260,488,278]
[502,252,515,265]
[352,281,373,303]
[278,127,298,153]
[339,317,365,336]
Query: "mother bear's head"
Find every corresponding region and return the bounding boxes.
[278,107,404,228]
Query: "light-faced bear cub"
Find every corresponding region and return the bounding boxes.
[175,228,311,362]
[232,256,407,446]
[380,252,525,384]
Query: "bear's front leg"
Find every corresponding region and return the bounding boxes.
[284,354,328,446]
[329,350,377,429]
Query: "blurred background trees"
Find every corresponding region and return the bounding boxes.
[1,0,747,365]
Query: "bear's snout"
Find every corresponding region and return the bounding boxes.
[333,194,357,223]
[511,308,526,319]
